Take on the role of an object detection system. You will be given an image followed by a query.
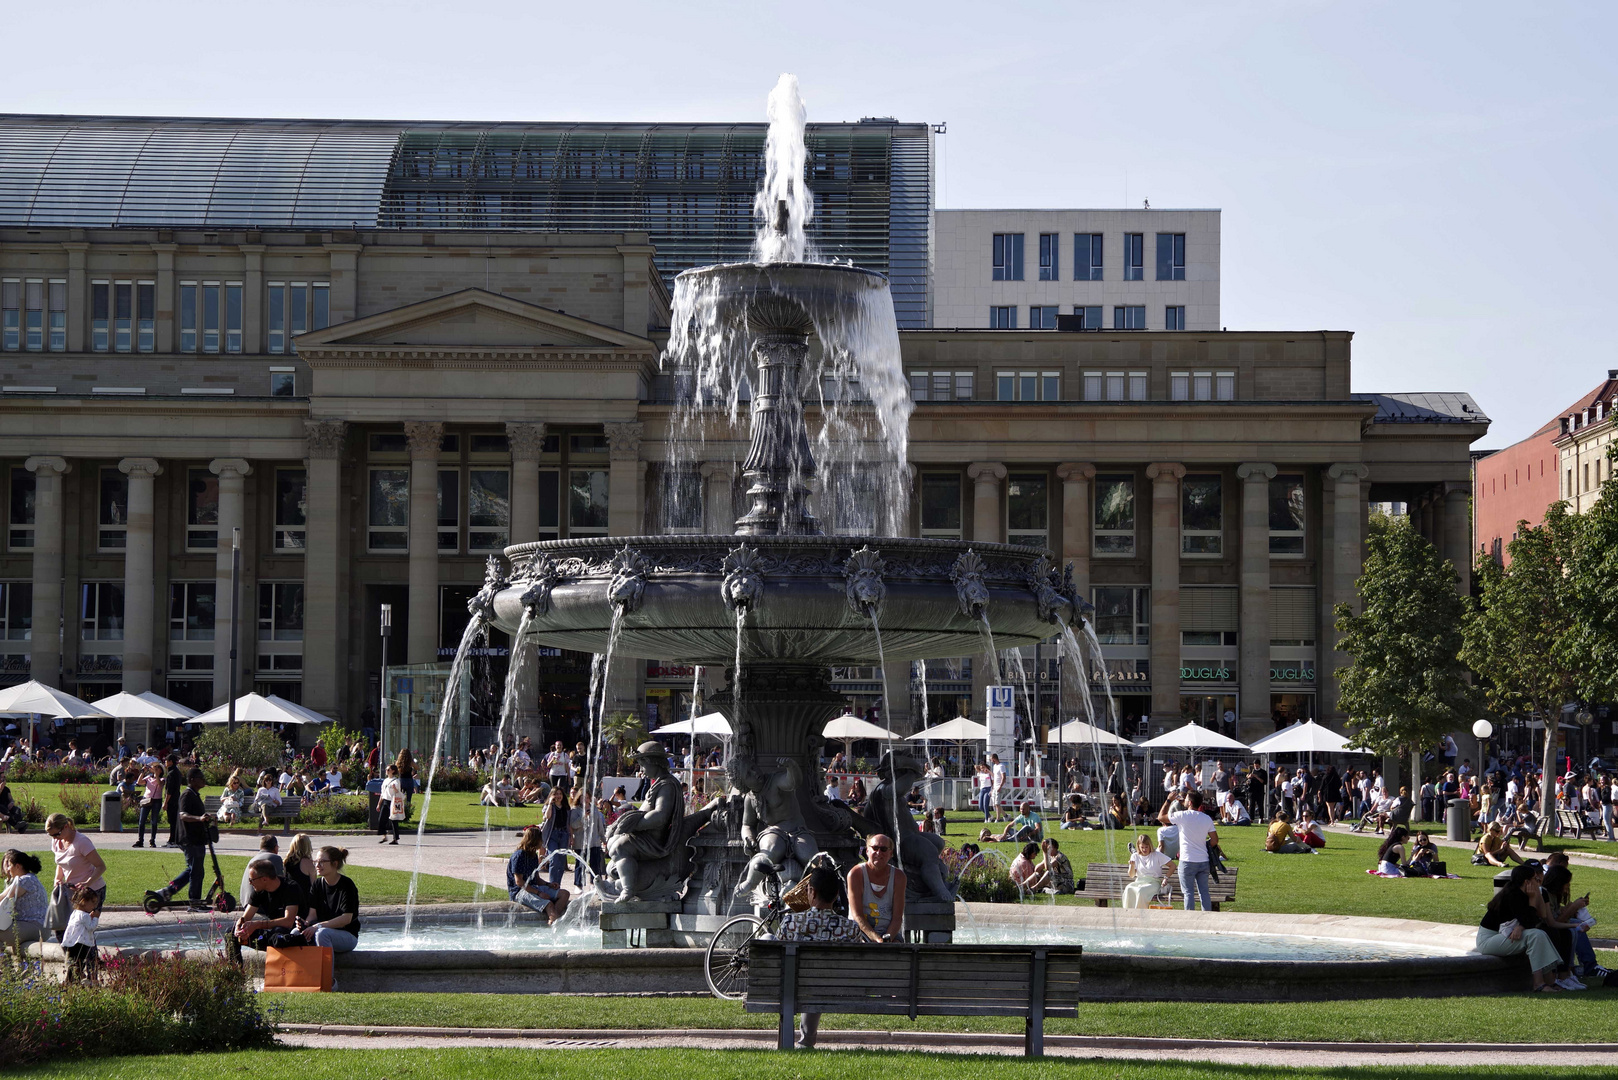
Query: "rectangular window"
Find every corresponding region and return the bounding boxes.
[9,468,35,550]
[662,470,703,533]
[1030,306,1060,329]
[1155,232,1186,280]
[538,469,561,541]
[267,282,284,354]
[1083,372,1103,401]
[168,582,216,641]
[1216,371,1235,400]
[202,282,221,353]
[438,469,460,552]
[179,281,198,353]
[1042,371,1060,401]
[468,468,511,551]
[91,280,110,351]
[1171,371,1189,400]
[1019,371,1038,401]
[1113,305,1146,330]
[992,233,1025,281]
[1269,475,1305,555]
[1123,233,1144,281]
[1193,371,1213,400]
[1074,233,1103,280]
[931,372,952,401]
[0,279,17,350]
[136,282,155,352]
[1129,371,1148,400]
[1182,474,1223,555]
[1094,474,1136,555]
[225,282,243,353]
[954,371,974,400]
[275,468,307,551]
[367,468,410,551]
[47,280,66,351]
[22,279,44,351]
[1072,305,1103,330]
[112,281,133,352]
[569,469,610,535]
[1006,472,1049,547]
[270,369,296,397]
[81,581,125,641]
[258,582,305,641]
[1,581,33,641]
[1092,585,1150,645]
[920,473,962,539]
[267,281,330,355]
[989,305,1017,329]
[1165,305,1186,331]
[186,469,219,551]
[1038,233,1059,280]
[997,372,1015,401]
[909,371,929,402]
[98,468,128,551]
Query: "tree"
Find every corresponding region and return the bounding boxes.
[1335,513,1475,759]
[1561,447,1618,706]
[1461,503,1581,823]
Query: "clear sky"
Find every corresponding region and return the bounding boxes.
[7,0,1612,446]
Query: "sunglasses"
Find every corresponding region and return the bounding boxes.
[869,844,892,853]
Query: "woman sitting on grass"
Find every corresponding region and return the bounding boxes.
[1296,807,1327,848]
[1062,796,1090,831]
[1375,825,1410,876]
[1473,821,1525,867]
[1265,811,1315,854]
[1009,842,1040,889]
[1023,838,1075,895]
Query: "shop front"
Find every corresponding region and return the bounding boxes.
[645,660,700,730]
[1269,648,1317,730]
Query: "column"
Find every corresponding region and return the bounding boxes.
[404,421,443,666]
[1236,463,1276,741]
[151,244,177,353]
[506,422,546,546]
[1324,463,1368,724]
[118,459,163,694]
[210,459,252,705]
[1145,463,1185,724]
[1055,463,1095,596]
[702,460,735,533]
[617,243,654,334]
[25,457,70,687]
[62,243,87,353]
[1442,482,1472,596]
[241,245,265,354]
[604,422,644,537]
[302,420,347,717]
[326,244,363,325]
[967,462,1006,544]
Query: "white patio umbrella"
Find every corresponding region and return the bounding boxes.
[822,713,903,765]
[1045,718,1137,748]
[136,691,199,719]
[1138,722,1251,753]
[94,690,195,743]
[649,712,733,737]
[906,716,988,742]
[187,693,331,726]
[0,681,109,752]
[1248,720,1363,756]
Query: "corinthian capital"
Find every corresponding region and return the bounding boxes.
[604,422,644,462]
[404,421,445,458]
[303,419,348,459]
[505,421,548,459]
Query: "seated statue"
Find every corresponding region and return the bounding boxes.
[731,755,818,901]
[603,741,709,901]
[851,751,955,902]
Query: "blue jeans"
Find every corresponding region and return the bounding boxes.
[1178,859,1212,911]
[168,843,207,901]
[312,927,358,954]
[978,787,992,820]
[137,802,161,843]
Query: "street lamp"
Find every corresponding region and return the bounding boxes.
[1576,708,1594,771]
[379,603,393,769]
[1472,718,1493,779]
[227,527,241,736]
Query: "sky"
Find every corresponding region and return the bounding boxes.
[7,0,1614,446]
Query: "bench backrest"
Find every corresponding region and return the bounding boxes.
[1083,862,1238,899]
[744,942,1082,1019]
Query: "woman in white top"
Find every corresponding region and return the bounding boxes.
[1123,833,1175,908]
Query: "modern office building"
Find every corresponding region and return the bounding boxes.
[0,113,1488,751]
[932,209,1219,333]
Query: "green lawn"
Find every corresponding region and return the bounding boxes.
[267,985,1618,1042]
[11,1048,1618,1080]
[5,847,475,906]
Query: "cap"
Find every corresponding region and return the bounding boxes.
[634,740,668,759]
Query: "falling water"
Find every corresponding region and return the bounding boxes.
[914,660,931,768]
[584,608,627,844]
[1007,646,1038,777]
[752,74,814,266]
[1055,618,1124,875]
[403,614,487,933]
[864,606,908,861]
[474,607,536,929]
[732,607,746,752]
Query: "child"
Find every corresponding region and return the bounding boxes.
[62,883,100,983]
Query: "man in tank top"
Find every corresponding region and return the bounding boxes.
[847,833,906,943]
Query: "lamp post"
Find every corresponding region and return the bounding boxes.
[1577,708,1594,772]
[1472,718,1493,783]
[379,603,392,771]
[227,527,241,736]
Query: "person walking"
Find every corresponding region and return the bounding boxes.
[377,764,405,844]
[162,754,183,848]
[150,769,211,909]
[1158,790,1217,911]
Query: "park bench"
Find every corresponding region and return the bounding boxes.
[744,940,1082,1055]
[1557,809,1604,842]
[1506,813,1554,852]
[1073,862,1239,911]
[202,795,301,835]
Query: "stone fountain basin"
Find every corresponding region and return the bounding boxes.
[493,535,1071,664]
[674,260,891,333]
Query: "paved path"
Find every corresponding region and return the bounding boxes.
[1323,820,1618,872]
[274,1025,1618,1067]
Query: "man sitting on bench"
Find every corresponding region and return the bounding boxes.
[774,865,865,1049]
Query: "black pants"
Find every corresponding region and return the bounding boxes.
[165,801,180,844]
[65,942,97,983]
[377,815,401,840]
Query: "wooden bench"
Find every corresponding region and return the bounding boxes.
[745,941,1082,1055]
[1073,862,1239,911]
[1557,809,1604,842]
[203,795,301,835]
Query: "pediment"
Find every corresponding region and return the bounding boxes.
[297,289,652,351]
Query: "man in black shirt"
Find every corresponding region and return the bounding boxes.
[233,857,307,953]
[151,769,211,908]
[162,755,183,848]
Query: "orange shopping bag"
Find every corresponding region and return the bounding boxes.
[263,945,334,992]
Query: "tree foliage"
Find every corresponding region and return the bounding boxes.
[1334,514,1475,756]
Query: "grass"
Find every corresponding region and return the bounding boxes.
[4,847,475,906]
[10,1048,1618,1080]
[266,984,1618,1042]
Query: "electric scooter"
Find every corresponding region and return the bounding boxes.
[142,840,237,915]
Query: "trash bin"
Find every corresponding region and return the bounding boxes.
[366,778,383,831]
[1445,797,1472,842]
[100,790,123,833]
[1492,868,1514,898]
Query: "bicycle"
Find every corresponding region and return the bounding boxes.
[703,852,841,1000]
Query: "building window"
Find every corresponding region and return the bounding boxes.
[368,468,410,551]
[1182,475,1223,555]
[258,583,305,641]
[186,469,219,551]
[1071,305,1103,330]
[90,280,109,351]
[911,371,970,402]
[268,281,330,354]
[662,470,703,533]
[47,280,66,351]
[275,469,307,551]
[1113,305,1146,330]
[538,469,561,541]
[920,473,962,539]
[1165,305,1186,331]
[996,371,1057,401]
[8,469,34,550]
[1156,233,1186,280]
[1092,585,1149,644]
[1038,233,1059,280]
[2,279,66,353]
[1094,474,1135,555]
[468,469,511,551]
[98,468,128,551]
[1030,305,1060,329]
[569,469,610,536]
[1171,371,1234,401]
[179,282,244,354]
[270,368,296,397]
[0,279,17,351]
[1123,233,1144,281]
[81,582,125,641]
[1269,475,1305,555]
[989,306,1017,329]
[1129,371,1148,400]
[1042,371,1060,400]
[992,233,1025,281]
[1216,371,1235,400]
[1084,370,1147,401]
[0,581,32,642]
[1074,233,1103,280]
[1006,473,1049,547]
[169,582,216,641]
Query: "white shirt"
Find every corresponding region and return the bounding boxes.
[1371,774,1385,793]
[991,763,1006,791]
[325,769,344,789]
[62,909,98,949]
[1169,808,1216,864]
[1130,849,1173,882]
[278,770,295,788]
[1506,779,1520,803]
[825,781,841,801]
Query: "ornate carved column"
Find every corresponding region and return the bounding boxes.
[604,422,644,537]
[1324,463,1369,723]
[405,421,444,666]
[302,420,347,717]
[701,460,735,533]
[1146,463,1186,723]
[25,457,70,687]
[118,458,163,694]
[967,462,1006,545]
[209,459,253,705]
[1236,463,1276,739]
[506,422,546,546]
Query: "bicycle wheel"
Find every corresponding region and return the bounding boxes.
[704,914,763,1000]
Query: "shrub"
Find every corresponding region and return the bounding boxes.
[955,859,1021,904]
[56,783,100,826]
[18,793,46,824]
[293,794,370,826]
[193,725,284,778]
[6,763,96,785]
[425,765,481,792]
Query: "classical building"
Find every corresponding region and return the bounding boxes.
[0,114,1490,750]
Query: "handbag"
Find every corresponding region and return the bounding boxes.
[0,894,14,932]
[45,882,73,931]
[263,945,334,992]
